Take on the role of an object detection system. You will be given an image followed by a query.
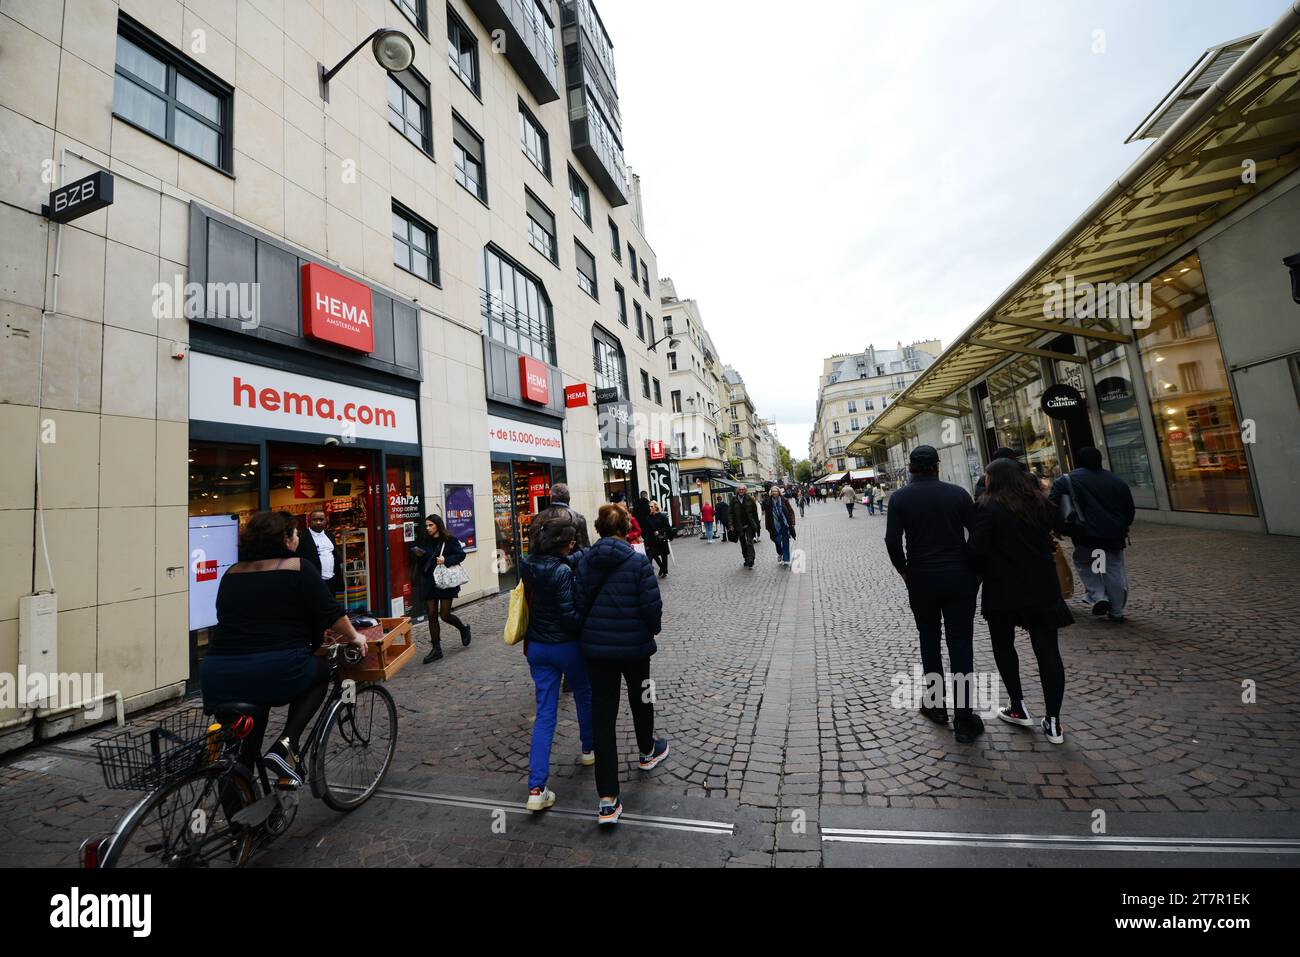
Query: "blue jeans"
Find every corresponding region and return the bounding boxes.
[526,640,593,789]
[703,521,715,541]
[773,527,791,563]
[867,501,876,515]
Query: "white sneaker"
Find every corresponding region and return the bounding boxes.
[579,751,595,767]
[1041,717,1065,745]
[526,787,556,812]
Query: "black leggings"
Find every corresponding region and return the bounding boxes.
[988,618,1065,719]
[236,661,329,768]
[426,599,465,643]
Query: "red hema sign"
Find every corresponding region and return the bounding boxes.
[565,384,590,408]
[301,263,374,353]
[520,356,549,404]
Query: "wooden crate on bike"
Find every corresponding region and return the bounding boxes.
[339,618,415,683]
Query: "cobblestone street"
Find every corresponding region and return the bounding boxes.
[3,504,1299,867]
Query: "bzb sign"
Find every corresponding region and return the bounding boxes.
[43,171,114,224]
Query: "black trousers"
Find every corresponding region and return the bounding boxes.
[906,569,978,717]
[736,530,756,565]
[649,546,669,575]
[587,657,655,799]
[845,503,855,517]
[988,616,1065,719]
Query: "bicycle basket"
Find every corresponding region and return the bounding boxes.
[94,708,218,791]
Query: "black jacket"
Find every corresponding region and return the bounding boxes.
[575,537,662,661]
[715,501,731,526]
[519,554,581,645]
[552,502,591,549]
[632,498,653,533]
[1049,468,1136,549]
[296,528,339,584]
[211,555,344,656]
[644,512,671,555]
[727,495,761,536]
[884,474,975,576]
[969,501,1064,617]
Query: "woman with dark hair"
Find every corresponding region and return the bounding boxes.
[519,510,595,812]
[200,512,369,786]
[414,514,471,664]
[970,458,1073,745]
[644,501,672,578]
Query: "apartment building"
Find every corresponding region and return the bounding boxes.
[0,0,669,749]
[756,417,782,483]
[721,367,765,482]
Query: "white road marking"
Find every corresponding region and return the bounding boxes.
[820,827,1300,854]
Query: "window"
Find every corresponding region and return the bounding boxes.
[482,245,554,362]
[647,315,656,347]
[653,378,662,406]
[575,241,598,300]
[392,203,439,284]
[837,458,847,472]
[675,432,686,456]
[664,317,674,335]
[667,352,677,371]
[569,166,591,227]
[525,190,557,264]
[850,418,860,431]
[642,265,651,296]
[634,302,644,340]
[671,391,682,413]
[592,325,627,400]
[628,245,638,281]
[615,282,628,326]
[519,101,550,178]
[833,422,841,434]
[640,370,651,399]
[112,18,233,171]
[848,401,857,413]
[395,0,427,32]
[389,69,432,154]
[446,7,478,94]
[452,113,486,202]
[609,218,621,260]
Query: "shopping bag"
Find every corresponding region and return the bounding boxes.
[503,581,529,646]
[1053,540,1073,599]
[632,543,647,556]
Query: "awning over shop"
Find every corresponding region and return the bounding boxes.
[817,472,847,485]
[849,469,876,481]
[709,476,742,491]
[846,14,1300,457]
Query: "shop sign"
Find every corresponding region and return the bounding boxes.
[606,455,634,473]
[188,515,239,632]
[1041,384,1084,420]
[595,387,621,406]
[519,356,550,404]
[301,263,374,353]
[443,484,477,551]
[190,353,419,445]
[1168,430,1188,442]
[648,440,667,461]
[293,471,322,499]
[1095,376,1137,414]
[565,384,590,408]
[598,401,636,453]
[487,414,564,462]
[43,171,114,224]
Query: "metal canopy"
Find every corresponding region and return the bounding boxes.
[848,15,1300,457]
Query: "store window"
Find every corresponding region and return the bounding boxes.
[385,455,425,619]
[988,354,1060,484]
[491,461,552,588]
[1088,340,1157,508]
[1137,254,1256,515]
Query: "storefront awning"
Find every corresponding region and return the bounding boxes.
[849,469,876,481]
[817,472,847,485]
[847,12,1300,457]
[708,476,742,491]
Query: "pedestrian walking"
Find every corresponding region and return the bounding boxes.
[715,498,731,543]
[727,485,762,569]
[1048,447,1136,623]
[975,447,1027,498]
[885,446,984,743]
[971,458,1074,745]
[797,491,806,518]
[865,484,876,516]
[519,513,595,812]
[645,501,672,578]
[575,504,669,826]
[878,486,889,514]
[632,491,653,535]
[414,514,472,664]
[548,482,591,549]
[701,500,716,542]
[762,485,797,567]
[839,482,857,518]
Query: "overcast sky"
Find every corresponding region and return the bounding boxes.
[596,0,1283,460]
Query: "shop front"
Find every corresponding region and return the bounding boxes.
[488,410,566,589]
[602,452,636,502]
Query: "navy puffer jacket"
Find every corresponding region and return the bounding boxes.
[519,555,581,645]
[575,537,662,661]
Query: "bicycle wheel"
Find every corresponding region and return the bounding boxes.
[101,764,256,868]
[313,684,398,812]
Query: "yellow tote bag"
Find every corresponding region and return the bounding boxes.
[503,581,530,646]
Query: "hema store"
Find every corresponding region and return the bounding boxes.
[183,205,426,674]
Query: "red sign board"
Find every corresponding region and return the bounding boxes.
[1167,430,1188,442]
[520,356,550,405]
[293,471,322,499]
[565,383,590,408]
[301,263,374,353]
[648,440,666,461]
[195,560,218,583]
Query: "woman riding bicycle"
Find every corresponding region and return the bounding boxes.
[200,511,368,787]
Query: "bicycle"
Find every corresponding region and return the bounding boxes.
[81,642,398,868]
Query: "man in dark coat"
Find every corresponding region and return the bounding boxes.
[631,491,653,535]
[296,510,341,593]
[885,445,983,743]
[548,483,590,549]
[715,498,731,542]
[727,486,761,569]
[1049,447,1136,622]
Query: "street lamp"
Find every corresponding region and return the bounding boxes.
[648,335,682,354]
[319,28,416,102]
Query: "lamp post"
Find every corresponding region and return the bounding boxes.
[648,335,682,354]
[319,28,416,102]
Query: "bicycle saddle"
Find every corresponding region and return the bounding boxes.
[208,701,264,721]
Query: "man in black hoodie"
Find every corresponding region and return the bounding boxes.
[1049,447,1136,622]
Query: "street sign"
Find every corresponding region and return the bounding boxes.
[42,171,114,223]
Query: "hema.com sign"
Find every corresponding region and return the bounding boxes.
[190,353,418,444]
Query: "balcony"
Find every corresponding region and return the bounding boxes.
[560,0,629,206]
[465,0,560,103]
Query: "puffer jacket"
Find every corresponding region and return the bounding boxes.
[574,537,662,661]
[519,554,581,645]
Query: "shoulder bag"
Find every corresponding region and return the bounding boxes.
[433,541,471,590]
[1059,474,1087,531]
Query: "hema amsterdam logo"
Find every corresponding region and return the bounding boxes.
[49,888,151,937]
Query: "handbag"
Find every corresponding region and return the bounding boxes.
[503,580,529,646]
[1059,474,1086,530]
[432,541,471,590]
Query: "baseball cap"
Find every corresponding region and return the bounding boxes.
[909,445,940,467]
